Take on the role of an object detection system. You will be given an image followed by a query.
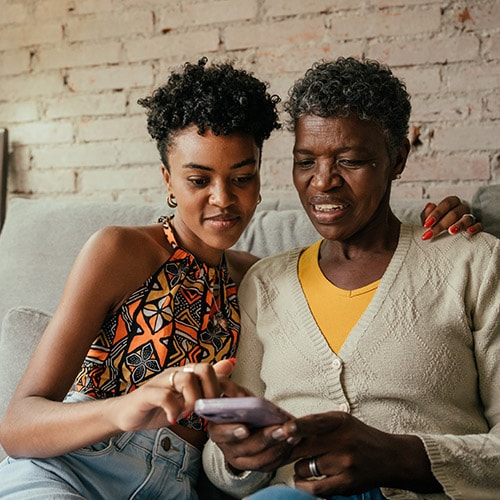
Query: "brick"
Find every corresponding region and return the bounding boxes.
[125,31,220,62]
[0,101,39,123]
[45,93,127,119]
[329,7,441,40]
[224,18,325,50]
[264,0,353,17]
[13,168,76,194]
[0,22,62,50]
[38,42,122,70]
[403,155,490,181]
[119,140,160,165]
[410,94,481,123]
[369,35,479,66]
[0,2,30,25]
[78,116,147,142]
[9,122,74,145]
[254,41,364,74]
[263,129,294,159]
[466,2,500,31]
[261,158,294,190]
[390,182,424,201]
[34,0,78,19]
[394,67,441,95]
[80,165,163,191]
[485,34,500,61]
[0,73,64,100]
[65,11,153,42]
[0,49,31,76]
[484,92,500,119]
[32,142,118,168]
[66,65,154,92]
[444,63,500,92]
[160,0,258,29]
[433,124,500,151]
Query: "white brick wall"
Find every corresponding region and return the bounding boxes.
[0,0,498,203]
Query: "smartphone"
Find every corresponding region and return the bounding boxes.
[194,397,293,428]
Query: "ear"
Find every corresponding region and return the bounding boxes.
[161,165,172,192]
[392,139,410,180]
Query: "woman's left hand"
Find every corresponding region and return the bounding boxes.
[272,411,442,497]
[421,196,482,241]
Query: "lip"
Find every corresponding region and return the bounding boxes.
[204,213,241,230]
[309,197,350,223]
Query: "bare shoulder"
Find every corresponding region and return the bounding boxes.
[226,249,260,286]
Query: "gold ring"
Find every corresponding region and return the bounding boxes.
[168,371,177,390]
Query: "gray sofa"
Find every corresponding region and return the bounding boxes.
[0,185,498,463]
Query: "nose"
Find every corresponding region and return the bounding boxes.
[310,162,343,191]
[209,181,235,208]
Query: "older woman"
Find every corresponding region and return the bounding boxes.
[203,58,500,499]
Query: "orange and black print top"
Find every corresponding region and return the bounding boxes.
[73,216,240,431]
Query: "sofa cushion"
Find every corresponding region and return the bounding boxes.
[0,306,51,460]
[472,185,500,238]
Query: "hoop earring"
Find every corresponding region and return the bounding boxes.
[167,193,177,208]
[257,194,262,205]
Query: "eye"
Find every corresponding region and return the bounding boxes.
[233,173,256,185]
[188,177,209,187]
[337,159,373,170]
[294,158,315,169]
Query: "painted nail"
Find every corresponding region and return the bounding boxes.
[226,358,237,366]
[423,217,436,229]
[422,229,433,241]
[449,225,460,235]
[467,226,475,234]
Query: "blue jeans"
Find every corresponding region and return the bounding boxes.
[246,484,385,500]
[0,392,201,499]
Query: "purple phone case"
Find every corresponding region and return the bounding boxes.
[194,397,292,428]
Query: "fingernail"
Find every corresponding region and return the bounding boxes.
[422,229,433,241]
[233,427,249,439]
[286,436,301,446]
[467,226,475,234]
[449,225,460,235]
[227,358,237,366]
[271,427,286,441]
[423,217,436,229]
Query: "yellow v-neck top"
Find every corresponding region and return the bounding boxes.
[298,239,380,354]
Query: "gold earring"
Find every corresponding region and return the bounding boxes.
[167,193,177,208]
[257,194,262,205]
[395,174,401,180]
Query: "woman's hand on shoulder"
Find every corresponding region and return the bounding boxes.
[420,196,482,241]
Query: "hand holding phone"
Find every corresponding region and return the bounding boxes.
[194,397,293,428]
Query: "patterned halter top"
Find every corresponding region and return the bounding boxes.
[73,216,240,431]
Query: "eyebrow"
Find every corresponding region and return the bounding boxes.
[182,158,257,171]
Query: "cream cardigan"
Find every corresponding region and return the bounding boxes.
[203,225,500,499]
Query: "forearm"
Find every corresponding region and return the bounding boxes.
[0,395,120,458]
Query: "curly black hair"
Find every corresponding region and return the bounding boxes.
[284,57,411,160]
[138,57,281,169]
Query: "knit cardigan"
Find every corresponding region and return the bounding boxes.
[203,225,500,500]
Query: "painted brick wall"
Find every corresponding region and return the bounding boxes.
[0,0,498,204]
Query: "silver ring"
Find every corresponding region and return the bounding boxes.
[463,213,477,224]
[168,371,177,390]
[308,457,322,478]
[183,364,196,373]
